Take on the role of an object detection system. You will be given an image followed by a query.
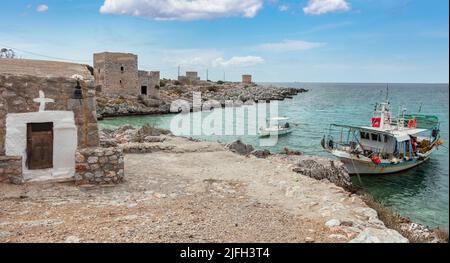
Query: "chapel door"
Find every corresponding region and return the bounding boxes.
[26,122,54,170]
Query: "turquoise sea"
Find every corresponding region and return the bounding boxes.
[100,83,449,229]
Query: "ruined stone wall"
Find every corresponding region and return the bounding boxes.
[0,59,93,81]
[186,71,198,80]
[242,75,252,84]
[93,52,139,97]
[0,74,99,151]
[0,156,22,184]
[138,70,160,100]
[75,147,124,184]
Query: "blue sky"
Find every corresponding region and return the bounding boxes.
[0,0,448,83]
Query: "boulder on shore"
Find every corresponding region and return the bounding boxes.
[280,147,303,156]
[350,228,409,243]
[226,140,255,156]
[252,149,271,159]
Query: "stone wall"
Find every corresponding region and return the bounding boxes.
[242,75,252,84]
[75,147,124,184]
[0,74,99,150]
[93,52,139,97]
[0,59,93,81]
[0,156,23,184]
[186,71,198,80]
[138,70,160,100]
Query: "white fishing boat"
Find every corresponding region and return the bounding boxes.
[321,97,444,175]
[259,117,294,137]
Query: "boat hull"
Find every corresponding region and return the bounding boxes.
[331,150,432,175]
[259,128,293,137]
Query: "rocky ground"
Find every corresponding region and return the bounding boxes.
[0,126,417,243]
[96,80,307,118]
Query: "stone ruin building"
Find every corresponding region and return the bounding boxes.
[178,71,200,85]
[93,52,160,99]
[138,70,161,100]
[0,59,124,185]
[242,74,253,84]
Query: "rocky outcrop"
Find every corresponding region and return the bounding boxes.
[280,147,303,156]
[99,125,171,154]
[226,140,255,156]
[350,228,409,243]
[96,96,169,118]
[139,95,161,107]
[252,149,271,159]
[96,81,308,117]
[292,159,352,190]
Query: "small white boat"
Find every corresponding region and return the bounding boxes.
[321,96,444,175]
[259,117,294,137]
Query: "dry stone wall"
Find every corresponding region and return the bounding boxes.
[0,156,22,184]
[75,147,124,184]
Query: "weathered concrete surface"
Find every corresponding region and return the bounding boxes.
[0,136,407,243]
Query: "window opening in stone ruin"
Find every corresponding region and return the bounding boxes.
[141,86,148,95]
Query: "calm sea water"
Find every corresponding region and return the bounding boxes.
[100,83,449,228]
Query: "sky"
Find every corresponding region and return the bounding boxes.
[0,0,449,83]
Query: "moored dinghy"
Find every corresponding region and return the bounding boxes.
[321,98,444,175]
[259,117,295,137]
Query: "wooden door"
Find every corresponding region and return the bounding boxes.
[27,123,54,170]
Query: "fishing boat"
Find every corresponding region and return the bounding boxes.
[321,98,444,175]
[259,117,294,137]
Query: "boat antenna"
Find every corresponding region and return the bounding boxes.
[418,102,423,113]
[385,84,389,102]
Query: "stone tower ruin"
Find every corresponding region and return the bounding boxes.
[93,52,139,97]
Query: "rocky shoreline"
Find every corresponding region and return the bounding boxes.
[96,81,307,118]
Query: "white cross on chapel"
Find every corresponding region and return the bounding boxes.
[33,90,55,112]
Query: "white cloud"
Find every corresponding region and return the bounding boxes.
[100,0,264,21]
[258,40,325,51]
[279,5,289,12]
[303,0,351,15]
[36,4,49,13]
[213,56,264,67]
[162,49,264,68]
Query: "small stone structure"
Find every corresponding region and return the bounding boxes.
[75,147,124,184]
[93,52,139,97]
[242,74,252,84]
[138,70,160,99]
[0,73,124,184]
[186,71,199,81]
[178,71,200,85]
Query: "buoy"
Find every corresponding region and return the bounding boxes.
[371,156,381,165]
[436,139,445,146]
